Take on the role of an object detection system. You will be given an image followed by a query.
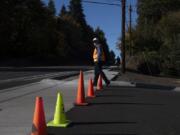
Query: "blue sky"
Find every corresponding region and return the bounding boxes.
[42,0,138,57]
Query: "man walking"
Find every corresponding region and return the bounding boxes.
[92,37,110,86]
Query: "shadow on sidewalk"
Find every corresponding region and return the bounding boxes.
[48,133,138,135]
[71,121,137,125]
[90,102,164,106]
[135,83,175,90]
[96,95,135,98]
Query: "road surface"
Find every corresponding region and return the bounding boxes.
[0,66,93,90]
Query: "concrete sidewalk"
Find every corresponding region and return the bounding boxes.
[48,80,180,135]
[0,69,118,135]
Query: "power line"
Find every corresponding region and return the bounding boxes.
[82,0,138,8]
[107,0,121,2]
[106,0,121,2]
[82,0,121,7]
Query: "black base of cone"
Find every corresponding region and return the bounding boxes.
[96,88,103,91]
[74,102,89,106]
[87,95,96,98]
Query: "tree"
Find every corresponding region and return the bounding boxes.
[69,0,86,26]
[137,0,180,25]
[48,0,56,15]
[136,0,180,53]
[131,0,180,75]
[109,50,116,65]
[59,5,67,16]
[156,11,180,75]
[0,0,109,66]
[68,0,95,64]
[57,14,84,61]
[0,0,58,60]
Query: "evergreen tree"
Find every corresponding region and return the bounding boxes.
[59,5,67,16]
[0,0,109,66]
[48,0,56,15]
[68,0,95,64]
[109,50,116,65]
[0,0,58,60]
[69,0,86,26]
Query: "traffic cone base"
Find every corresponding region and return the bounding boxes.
[47,120,71,127]
[96,88,102,91]
[96,90,101,92]
[74,102,88,106]
[88,95,96,98]
[97,86,103,91]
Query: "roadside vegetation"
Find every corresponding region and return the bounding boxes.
[124,0,180,77]
[0,0,115,66]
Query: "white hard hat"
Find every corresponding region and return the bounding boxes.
[93,37,98,42]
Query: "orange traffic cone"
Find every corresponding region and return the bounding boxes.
[74,71,88,106]
[31,97,47,135]
[87,78,95,98]
[97,74,103,90]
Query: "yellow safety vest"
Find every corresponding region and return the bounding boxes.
[93,48,105,62]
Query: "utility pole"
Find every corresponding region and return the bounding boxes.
[121,0,126,73]
[129,4,132,56]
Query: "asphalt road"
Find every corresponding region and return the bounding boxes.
[48,85,180,135]
[0,66,93,90]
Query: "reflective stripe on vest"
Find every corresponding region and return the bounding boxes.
[93,48,105,62]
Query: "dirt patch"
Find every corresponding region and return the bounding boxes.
[116,69,180,87]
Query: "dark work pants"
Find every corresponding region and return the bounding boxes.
[93,61,109,86]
